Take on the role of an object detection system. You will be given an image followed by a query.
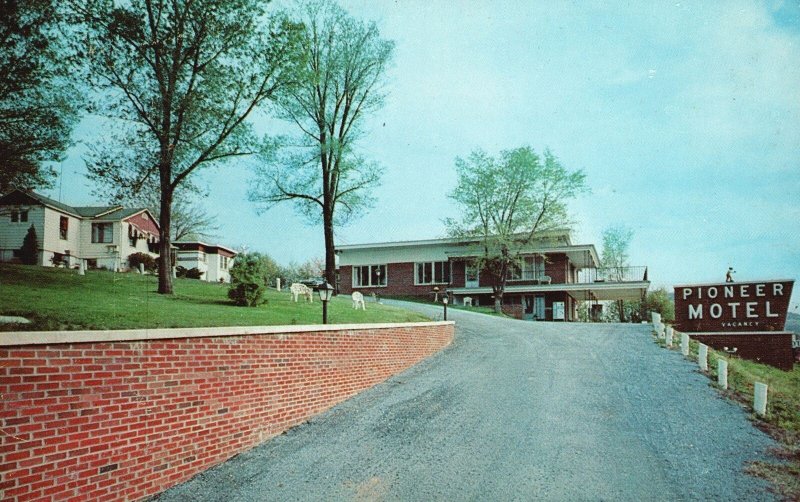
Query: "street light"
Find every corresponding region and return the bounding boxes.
[442,294,448,321]
[317,282,333,324]
[433,286,440,303]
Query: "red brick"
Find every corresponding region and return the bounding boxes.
[0,324,452,502]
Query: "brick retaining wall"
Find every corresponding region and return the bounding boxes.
[0,322,454,501]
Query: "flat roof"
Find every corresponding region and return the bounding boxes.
[336,230,573,251]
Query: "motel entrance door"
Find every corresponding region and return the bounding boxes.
[466,262,479,289]
[524,295,546,321]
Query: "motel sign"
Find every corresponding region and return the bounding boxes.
[675,280,793,333]
[674,279,795,370]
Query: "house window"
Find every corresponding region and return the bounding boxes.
[10,210,28,223]
[221,256,229,270]
[415,261,450,285]
[91,222,113,243]
[353,264,387,287]
[59,216,69,240]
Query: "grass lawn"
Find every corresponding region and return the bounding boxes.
[0,264,430,331]
[660,333,800,499]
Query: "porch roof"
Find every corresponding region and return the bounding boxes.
[448,281,650,302]
[445,244,601,269]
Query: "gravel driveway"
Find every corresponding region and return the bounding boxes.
[156,302,779,501]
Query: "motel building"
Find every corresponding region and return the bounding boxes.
[336,230,650,321]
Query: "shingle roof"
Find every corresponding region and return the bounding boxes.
[73,206,123,218]
[0,190,82,217]
[0,189,150,221]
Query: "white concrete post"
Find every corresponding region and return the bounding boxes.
[78,259,85,276]
[681,332,689,356]
[665,326,673,348]
[754,382,768,417]
[276,278,281,291]
[172,267,177,279]
[657,323,666,339]
[651,312,661,325]
[717,359,728,389]
[698,343,708,371]
[139,263,145,274]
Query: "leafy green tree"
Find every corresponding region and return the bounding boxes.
[227,252,273,306]
[249,0,394,288]
[71,0,302,294]
[0,0,79,192]
[600,225,634,321]
[447,146,587,312]
[20,224,39,265]
[640,288,675,323]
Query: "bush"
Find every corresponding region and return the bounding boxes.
[227,252,271,306]
[20,225,39,265]
[641,288,675,322]
[176,266,204,279]
[128,252,157,272]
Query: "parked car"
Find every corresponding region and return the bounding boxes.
[300,277,325,290]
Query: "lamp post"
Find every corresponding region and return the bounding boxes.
[442,294,448,321]
[433,286,439,303]
[317,282,333,324]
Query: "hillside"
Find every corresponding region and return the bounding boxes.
[0,264,429,331]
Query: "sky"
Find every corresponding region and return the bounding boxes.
[45,0,800,310]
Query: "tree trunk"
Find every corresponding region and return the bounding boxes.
[322,200,336,294]
[494,295,502,314]
[157,183,174,294]
[617,299,625,322]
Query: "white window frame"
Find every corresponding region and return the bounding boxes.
[508,256,545,282]
[352,264,387,288]
[10,209,28,223]
[91,222,114,243]
[414,261,451,285]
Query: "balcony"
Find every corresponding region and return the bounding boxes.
[577,266,648,284]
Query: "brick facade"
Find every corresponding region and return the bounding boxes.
[0,323,454,501]
[339,263,448,298]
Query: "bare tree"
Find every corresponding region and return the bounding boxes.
[600,225,634,321]
[447,146,588,313]
[71,0,301,294]
[249,0,394,288]
[91,176,219,242]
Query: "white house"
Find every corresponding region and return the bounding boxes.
[173,241,236,283]
[0,189,160,270]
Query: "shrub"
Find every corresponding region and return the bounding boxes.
[641,288,675,322]
[128,252,157,272]
[20,225,39,265]
[227,252,270,306]
[176,266,204,279]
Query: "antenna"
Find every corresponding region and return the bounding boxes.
[58,162,64,202]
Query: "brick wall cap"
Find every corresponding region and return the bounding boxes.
[0,321,455,346]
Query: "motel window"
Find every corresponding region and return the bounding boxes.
[353,264,387,287]
[415,261,450,285]
[59,216,68,240]
[508,256,545,281]
[91,222,113,243]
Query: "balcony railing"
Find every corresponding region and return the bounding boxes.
[576,266,648,284]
